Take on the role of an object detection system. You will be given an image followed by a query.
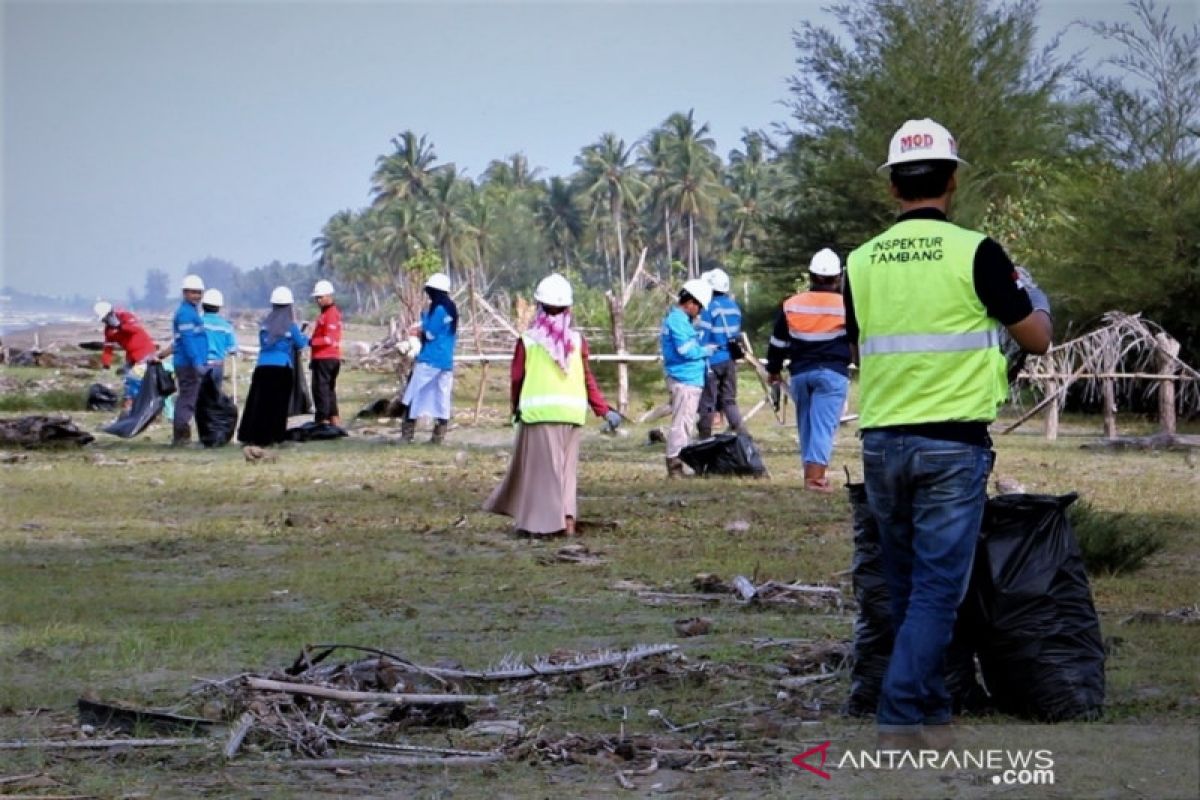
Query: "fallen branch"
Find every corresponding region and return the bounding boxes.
[778,673,839,690]
[0,737,209,750]
[267,753,504,769]
[243,677,493,706]
[391,643,679,681]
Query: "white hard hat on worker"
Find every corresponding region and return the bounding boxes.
[202,289,224,307]
[181,274,205,292]
[270,286,294,305]
[879,118,969,173]
[534,273,574,307]
[704,268,731,294]
[424,273,451,292]
[681,279,713,309]
[809,248,842,276]
[312,280,335,297]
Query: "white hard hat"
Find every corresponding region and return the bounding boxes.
[879,118,968,172]
[534,273,574,307]
[312,279,335,297]
[681,279,713,308]
[704,268,731,293]
[270,286,294,305]
[809,248,842,276]
[202,288,224,307]
[181,274,205,291]
[424,272,451,292]
[93,301,113,320]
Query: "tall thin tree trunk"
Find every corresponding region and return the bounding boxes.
[613,195,626,290]
[688,215,697,279]
[664,207,673,278]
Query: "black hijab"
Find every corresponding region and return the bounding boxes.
[262,304,294,346]
[425,287,458,334]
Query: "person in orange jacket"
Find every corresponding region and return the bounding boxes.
[765,248,852,492]
[94,301,158,411]
[308,280,343,426]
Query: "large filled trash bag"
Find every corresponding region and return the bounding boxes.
[285,420,348,442]
[971,493,1106,721]
[86,383,119,411]
[288,345,312,416]
[845,487,1104,721]
[101,363,175,438]
[195,372,238,448]
[678,432,766,477]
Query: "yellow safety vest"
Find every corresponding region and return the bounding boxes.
[518,333,588,425]
[847,218,1008,427]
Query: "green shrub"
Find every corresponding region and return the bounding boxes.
[1070,501,1166,576]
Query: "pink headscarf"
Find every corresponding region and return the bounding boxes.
[526,306,576,373]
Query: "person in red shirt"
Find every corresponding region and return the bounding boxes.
[308,280,343,426]
[95,301,158,410]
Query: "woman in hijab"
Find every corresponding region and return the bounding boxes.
[484,274,622,535]
[237,286,309,446]
[400,272,459,444]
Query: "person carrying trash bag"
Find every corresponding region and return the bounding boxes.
[845,118,1052,750]
[765,248,852,493]
[484,274,622,536]
[94,301,158,412]
[659,278,713,478]
[696,267,744,438]
[200,288,238,389]
[308,279,343,428]
[161,274,211,447]
[237,286,309,447]
[400,273,458,444]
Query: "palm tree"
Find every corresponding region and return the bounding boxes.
[656,110,724,278]
[426,165,470,280]
[638,129,676,273]
[536,177,584,271]
[575,133,647,287]
[724,130,775,253]
[483,153,543,193]
[371,131,441,207]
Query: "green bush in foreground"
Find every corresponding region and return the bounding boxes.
[1071,500,1166,576]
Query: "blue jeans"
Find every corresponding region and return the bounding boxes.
[790,369,849,466]
[861,430,993,732]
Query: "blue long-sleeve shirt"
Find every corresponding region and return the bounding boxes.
[256,324,309,368]
[416,304,457,371]
[203,312,239,364]
[172,301,209,368]
[698,293,742,366]
[660,306,708,386]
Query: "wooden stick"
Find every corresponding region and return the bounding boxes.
[267,753,504,769]
[243,677,493,705]
[0,737,209,750]
[998,363,1089,435]
[740,334,785,424]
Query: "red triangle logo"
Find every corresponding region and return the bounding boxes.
[792,740,832,780]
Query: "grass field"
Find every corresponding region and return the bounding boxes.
[1,356,1198,798]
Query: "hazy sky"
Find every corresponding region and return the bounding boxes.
[0,0,1168,301]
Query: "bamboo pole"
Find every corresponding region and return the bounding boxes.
[999,363,1090,435]
[242,677,494,705]
[1156,333,1180,436]
[468,273,489,424]
[1102,378,1118,439]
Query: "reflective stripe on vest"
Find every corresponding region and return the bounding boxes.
[847,218,1007,427]
[861,329,1000,355]
[784,291,846,342]
[518,333,588,426]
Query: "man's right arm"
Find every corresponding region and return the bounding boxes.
[974,239,1052,355]
[843,274,860,366]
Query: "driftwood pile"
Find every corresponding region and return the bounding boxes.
[193,642,685,764]
[0,415,94,448]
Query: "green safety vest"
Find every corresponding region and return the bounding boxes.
[518,333,588,426]
[847,218,1008,428]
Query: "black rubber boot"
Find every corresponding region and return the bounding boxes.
[400,418,416,443]
[430,419,448,445]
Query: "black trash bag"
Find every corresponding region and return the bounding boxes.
[678,432,766,477]
[285,420,348,442]
[845,483,989,718]
[356,398,391,418]
[288,345,312,417]
[973,493,1105,721]
[195,372,238,448]
[101,363,172,438]
[86,383,118,411]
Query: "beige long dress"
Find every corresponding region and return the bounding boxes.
[483,422,582,534]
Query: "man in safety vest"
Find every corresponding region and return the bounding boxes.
[697,268,744,438]
[845,118,1052,749]
[765,248,852,492]
[659,279,714,478]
